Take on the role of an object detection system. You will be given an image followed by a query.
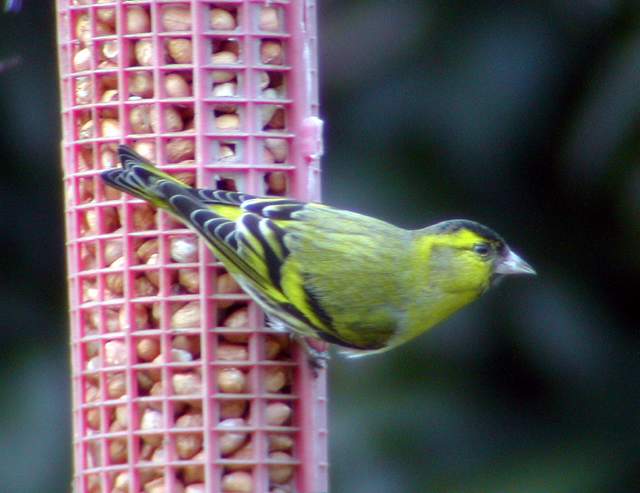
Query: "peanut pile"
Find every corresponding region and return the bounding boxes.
[70,1,291,195]
[65,2,303,492]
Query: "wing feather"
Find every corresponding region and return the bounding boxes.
[106,146,347,342]
[170,188,338,339]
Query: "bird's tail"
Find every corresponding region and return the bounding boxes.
[100,145,194,212]
[101,145,274,298]
[100,146,244,273]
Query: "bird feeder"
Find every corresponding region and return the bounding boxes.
[56,1,326,491]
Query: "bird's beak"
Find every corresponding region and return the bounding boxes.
[495,249,536,275]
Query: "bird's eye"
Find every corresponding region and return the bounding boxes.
[473,243,491,256]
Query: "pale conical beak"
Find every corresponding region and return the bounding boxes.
[495,249,536,275]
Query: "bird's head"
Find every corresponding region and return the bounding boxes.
[420,219,536,294]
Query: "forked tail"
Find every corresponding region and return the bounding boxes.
[100,145,194,211]
[100,146,242,266]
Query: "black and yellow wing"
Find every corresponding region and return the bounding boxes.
[102,146,352,344]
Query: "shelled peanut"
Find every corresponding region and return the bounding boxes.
[76,104,196,160]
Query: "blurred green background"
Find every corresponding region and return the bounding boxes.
[1,1,639,492]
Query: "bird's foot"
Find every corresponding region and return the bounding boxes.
[296,336,330,374]
[265,318,329,375]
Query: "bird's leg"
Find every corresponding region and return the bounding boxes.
[296,336,330,371]
[300,337,331,369]
[266,317,329,372]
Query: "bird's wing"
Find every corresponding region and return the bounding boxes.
[194,188,325,222]
[107,146,337,338]
[164,188,341,339]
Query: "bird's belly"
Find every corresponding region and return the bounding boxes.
[324,304,402,350]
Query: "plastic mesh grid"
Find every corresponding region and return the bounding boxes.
[57,1,327,491]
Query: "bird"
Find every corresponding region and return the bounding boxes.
[101,145,535,364]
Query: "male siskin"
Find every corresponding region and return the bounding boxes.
[102,146,535,360]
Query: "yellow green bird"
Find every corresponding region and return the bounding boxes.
[102,146,535,361]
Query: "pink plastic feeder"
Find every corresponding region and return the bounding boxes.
[56,1,326,491]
